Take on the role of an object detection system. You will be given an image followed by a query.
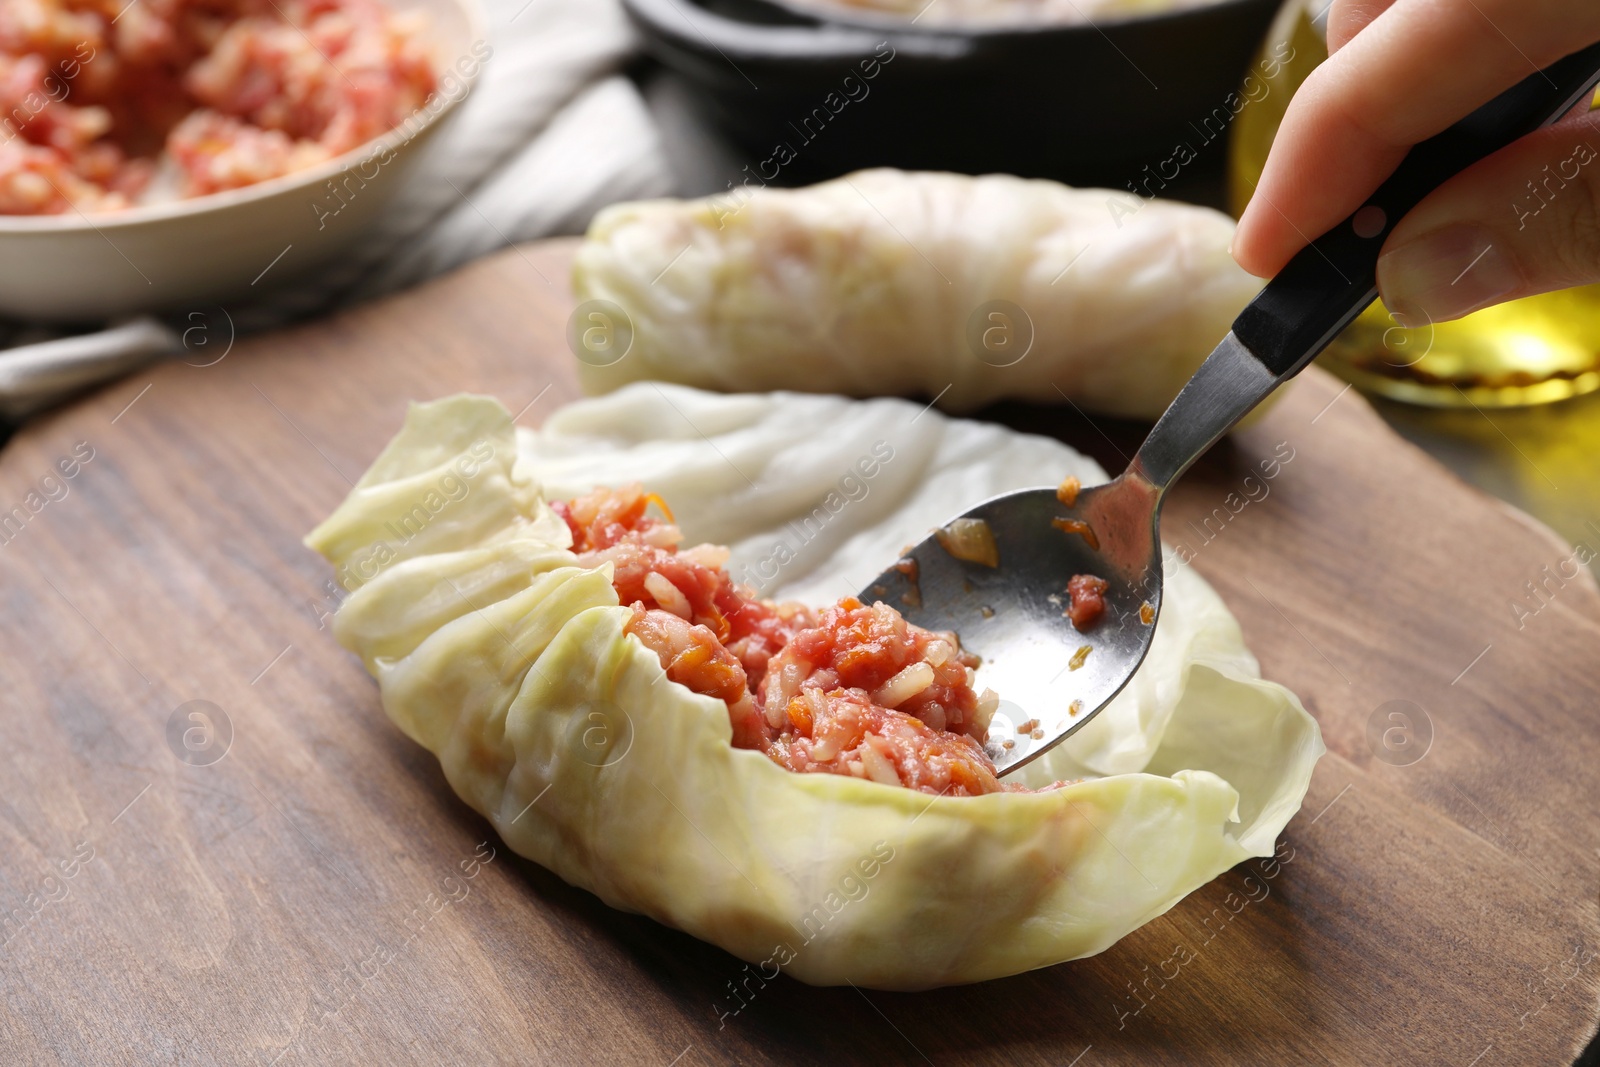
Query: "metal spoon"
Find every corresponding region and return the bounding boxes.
[862,43,1600,777]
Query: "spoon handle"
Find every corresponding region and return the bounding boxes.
[1233,40,1600,378]
[1129,41,1600,494]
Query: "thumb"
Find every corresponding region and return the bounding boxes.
[1376,112,1600,326]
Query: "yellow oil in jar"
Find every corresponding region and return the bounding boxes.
[1227,0,1600,408]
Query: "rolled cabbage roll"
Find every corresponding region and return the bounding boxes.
[306,385,1322,989]
[571,169,1262,419]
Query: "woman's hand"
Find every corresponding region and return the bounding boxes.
[1231,0,1600,325]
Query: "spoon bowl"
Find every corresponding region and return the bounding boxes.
[860,475,1162,775]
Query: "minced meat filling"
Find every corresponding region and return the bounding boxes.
[0,0,437,214]
[554,484,1021,796]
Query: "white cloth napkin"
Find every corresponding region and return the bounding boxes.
[0,0,673,420]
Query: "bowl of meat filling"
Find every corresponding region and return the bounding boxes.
[0,0,484,322]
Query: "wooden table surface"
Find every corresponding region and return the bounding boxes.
[3,239,1600,1066]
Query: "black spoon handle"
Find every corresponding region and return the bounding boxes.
[1128,43,1600,495]
[1232,41,1600,378]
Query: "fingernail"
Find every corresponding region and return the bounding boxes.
[1377,225,1524,324]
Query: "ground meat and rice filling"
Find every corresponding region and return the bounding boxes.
[0,0,435,214]
[553,484,1038,797]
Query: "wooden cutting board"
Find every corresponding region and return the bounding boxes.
[3,238,1599,1067]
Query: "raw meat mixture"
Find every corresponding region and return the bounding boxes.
[554,484,1036,797]
[0,0,435,214]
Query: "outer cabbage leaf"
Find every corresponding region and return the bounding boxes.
[571,169,1262,419]
[306,386,1323,989]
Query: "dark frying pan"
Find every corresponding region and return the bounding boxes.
[624,0,1283,187]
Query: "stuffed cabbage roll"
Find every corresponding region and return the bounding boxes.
[306,385,1322,989]
[571,169,1261,419]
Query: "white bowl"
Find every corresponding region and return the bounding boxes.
[0,0,485,324]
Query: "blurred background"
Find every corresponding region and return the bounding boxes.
[2,0,1597,574]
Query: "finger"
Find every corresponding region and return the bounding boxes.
[1376,113,1600,324]
[1326,0,1402,53]
[1234,0,1600,278]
